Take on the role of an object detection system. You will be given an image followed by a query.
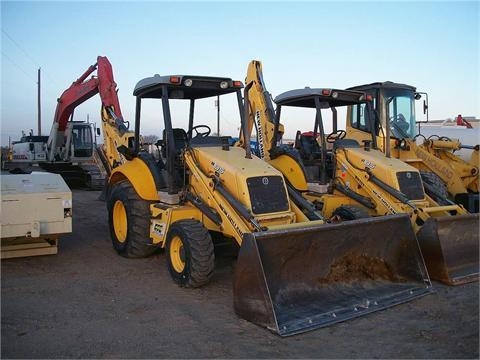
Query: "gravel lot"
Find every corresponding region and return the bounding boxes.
[2,190,479,359]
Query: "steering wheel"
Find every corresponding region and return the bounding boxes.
[390,115,409,138]
[189,125,211,138]
[326,130,346,143]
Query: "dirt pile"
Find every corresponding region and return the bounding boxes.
[319,253,406,283]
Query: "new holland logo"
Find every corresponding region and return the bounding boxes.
[255,111,265,159]
[262,177,269,185]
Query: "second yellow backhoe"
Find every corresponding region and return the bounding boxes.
[242,60,478,286]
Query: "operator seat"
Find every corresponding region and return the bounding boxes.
[161,128,189,158]
[294,131,322,163]
[160,128,189,189]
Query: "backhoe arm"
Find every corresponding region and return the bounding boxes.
[240,60,284,160]
[96,56,134,173]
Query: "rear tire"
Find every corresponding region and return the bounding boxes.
[420,171,449,201]
[166,219,214,288]
[332,205,370,220]
[107,181,157,258]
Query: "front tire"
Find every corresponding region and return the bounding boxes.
[332,205,370,220]
[107,181,157,258]
[166,220,214,288]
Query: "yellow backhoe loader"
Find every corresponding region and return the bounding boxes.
[104,73,432,336]
[346,82,478,213]
[243,60,478,286]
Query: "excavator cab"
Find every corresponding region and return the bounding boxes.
[70,122,94,159]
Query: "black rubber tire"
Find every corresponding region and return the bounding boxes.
[332,205,370,220]
[107,181,157,258]
[420,170,449,201]
[166,219,214,288]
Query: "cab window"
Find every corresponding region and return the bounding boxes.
[350,102,375,133]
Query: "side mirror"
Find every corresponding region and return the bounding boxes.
[96,128,101,136]
[29,143,34,151]
[414,92,429,123]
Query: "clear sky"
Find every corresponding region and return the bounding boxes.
[1,1,478,145]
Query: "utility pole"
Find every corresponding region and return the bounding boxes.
[216,95,220,136]
[37,68,41,135]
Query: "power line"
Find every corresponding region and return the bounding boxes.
[1,28,40,68]
[1,52,59,101]
[1,28,63,88]
[1,51,36,81]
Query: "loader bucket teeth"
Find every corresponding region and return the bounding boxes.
[416,214,479,285]
[233,214,433,336]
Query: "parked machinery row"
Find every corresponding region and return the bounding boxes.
[8,57,477,336]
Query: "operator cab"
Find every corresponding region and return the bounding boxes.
[274,88,374,185]
[132,75,245,193]
[348,82,418,140]
[70,122,94,158]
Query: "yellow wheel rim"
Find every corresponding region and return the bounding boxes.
[113,200,127,243]
[170,236,185,273]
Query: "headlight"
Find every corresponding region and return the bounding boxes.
[184,78,193,87]
[220,81,228,89]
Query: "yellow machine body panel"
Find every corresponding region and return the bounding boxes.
[267,154,309,191]
[189,146,296,222]
[110,158,159,201]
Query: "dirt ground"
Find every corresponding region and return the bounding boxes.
[2,190,479,359]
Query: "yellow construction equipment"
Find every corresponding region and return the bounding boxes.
[345,82,478,213]
[243,60,478,286]
[104,73,432,336]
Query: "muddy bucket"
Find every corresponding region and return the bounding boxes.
[416,214,479,285]
[233,214,432,336]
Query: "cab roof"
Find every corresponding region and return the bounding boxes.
[133,75,243,99]
[347,81,417,92]
[274,88,367,108]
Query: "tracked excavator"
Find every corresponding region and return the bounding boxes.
[242,60,478,286]
[5,56,132,188]
[346,82,478,213]
[105,73,431,336]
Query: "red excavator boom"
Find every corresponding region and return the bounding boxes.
[53,56,124,132]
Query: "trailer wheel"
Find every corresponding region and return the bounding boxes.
[420,171,449,201]
[107,181,157,258]
[332,205,370,220]
[166,219,214,288]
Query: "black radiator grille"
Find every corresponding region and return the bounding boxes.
[397,171,424,200]
[247,176,289,214]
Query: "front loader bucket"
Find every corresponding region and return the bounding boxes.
[233,214,432,336]
[416,214,479,285]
